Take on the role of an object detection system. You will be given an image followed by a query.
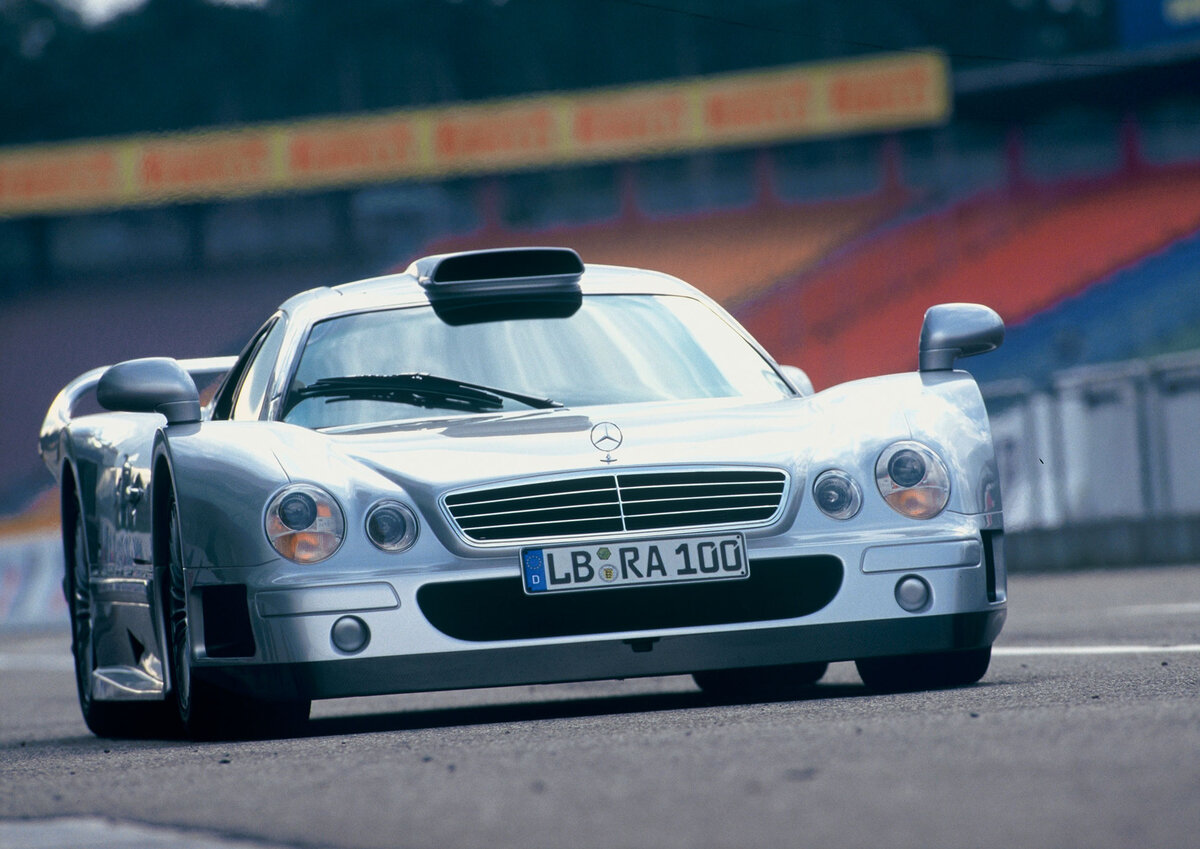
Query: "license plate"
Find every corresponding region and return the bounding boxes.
[521,534,748,595]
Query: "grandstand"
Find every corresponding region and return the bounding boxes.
[421,192,906,308]
[743,160,1200,388]
[971,215,1200,385]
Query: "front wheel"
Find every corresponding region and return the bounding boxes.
[165,496,310,740]
[855,647,992,694]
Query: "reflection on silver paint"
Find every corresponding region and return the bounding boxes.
[0,817,300,849]
[256,583,400,617]
[92,665,163,700]
[861,539,982,573]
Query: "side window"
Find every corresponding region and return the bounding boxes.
[230,318,289,421]
[211,320,274,421]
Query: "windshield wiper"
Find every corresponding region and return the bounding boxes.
[284,373,563,416]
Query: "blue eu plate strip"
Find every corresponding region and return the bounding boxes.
[523,549,548,593]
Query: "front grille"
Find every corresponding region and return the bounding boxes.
[444,468,788,543]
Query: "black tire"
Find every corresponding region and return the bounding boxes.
[68,512,171,738]
[693,662,828,700]
[855,646,992,694]
[165,496,310,740]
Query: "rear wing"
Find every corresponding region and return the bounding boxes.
[38,356,236,475]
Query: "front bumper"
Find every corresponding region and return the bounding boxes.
[187,527,1008,702]
[199,609,1005,701]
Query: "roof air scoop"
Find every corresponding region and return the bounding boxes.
[414,247,585,297]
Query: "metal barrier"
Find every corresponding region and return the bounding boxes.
[984,349,1200,569]
[0,531,64,629]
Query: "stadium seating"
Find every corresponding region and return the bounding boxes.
[743,164,1200,388]
[969,224,1200,385]
[421,195,904,307]
[422,162,1200,391]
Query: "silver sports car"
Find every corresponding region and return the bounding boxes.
[39,247,1006,739]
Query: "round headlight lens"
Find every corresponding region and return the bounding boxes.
[887,450,926,488]
[365,502,418,552]
[876,442,950,519]
[278,492,318,531]
[813,470,862,520]
[265,484,344,563]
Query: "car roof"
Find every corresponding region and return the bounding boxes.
[276,252,706,327]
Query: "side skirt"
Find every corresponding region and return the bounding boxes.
[90,578,167,701]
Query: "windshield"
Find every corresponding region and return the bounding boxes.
[282,293,792,429]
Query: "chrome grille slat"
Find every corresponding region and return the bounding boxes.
[445,468,787,543]
[619,481,783,493]
[622,503,779,518]
[461,514,625,532]
[456,506,624,529]
[453,501,619,520]
[621,494,781,512]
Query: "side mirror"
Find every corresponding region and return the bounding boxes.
[779,365,815,396]
[918,304,1004,372]
[97,357,201,425]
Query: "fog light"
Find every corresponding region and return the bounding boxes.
[331,615,370,654]
[895,575,930,612]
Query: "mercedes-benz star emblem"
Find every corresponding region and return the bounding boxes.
[590,421,623,463]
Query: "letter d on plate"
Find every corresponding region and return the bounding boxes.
[523,549,548,592]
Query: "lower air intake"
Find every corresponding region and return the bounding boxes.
[416,555,843,641]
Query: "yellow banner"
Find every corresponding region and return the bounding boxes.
[0,51,948,217]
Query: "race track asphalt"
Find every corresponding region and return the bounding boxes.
[1,565,1198,849]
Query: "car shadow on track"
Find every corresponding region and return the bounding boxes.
[302,682,870,738]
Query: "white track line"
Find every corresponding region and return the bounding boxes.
[995,644,1200,656]
[1107,602,1200,616]
[0,653,73,672]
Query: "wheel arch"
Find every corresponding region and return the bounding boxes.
[150,436,179,695]
[58,461,82,602]
[57,448,104,573]
[151,439,176,574]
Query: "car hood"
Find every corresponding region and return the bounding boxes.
[330,398,801,489]
[293,386,913,495]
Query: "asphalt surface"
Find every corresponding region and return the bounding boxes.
[1,565,1198,849]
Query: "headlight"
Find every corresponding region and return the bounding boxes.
[265,484,345,563]
[365,501,419,552]
[813,470,862,520]
[875,441,950,519]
